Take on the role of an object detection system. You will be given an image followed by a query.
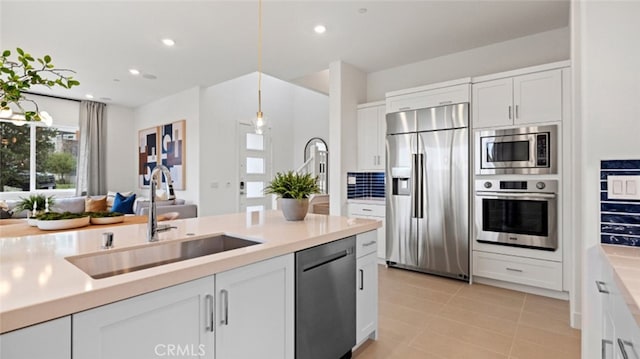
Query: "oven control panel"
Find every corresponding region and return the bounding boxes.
[476,180,557,194]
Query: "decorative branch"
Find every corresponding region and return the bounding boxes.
[1,48,80,121]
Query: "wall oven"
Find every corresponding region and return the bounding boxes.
[475,125,557,175]
[475,179,557,251]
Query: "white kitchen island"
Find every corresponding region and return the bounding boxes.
[0,211,381,359]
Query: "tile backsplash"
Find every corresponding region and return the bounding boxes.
[600,159,640,247]
[347,172,385,199]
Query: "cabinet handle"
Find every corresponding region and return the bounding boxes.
[603,339,613,359]
[439,100,452,105]
[220,289,229,326]
[398,107,411,111]
[363,240,376,247]
[359,269,364,290]
[506,267,523,273]
[362,208,373,212]
[508,105,512,120]
[205,294,214,332]
[596,280,610,294]
[618,338,634,359]
[373,155,377,166]
[515,104,519,119]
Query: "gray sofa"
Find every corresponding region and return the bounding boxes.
[4,196,198,219]
[134,199,198,218]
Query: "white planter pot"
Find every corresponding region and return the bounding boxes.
[278,198,309,221]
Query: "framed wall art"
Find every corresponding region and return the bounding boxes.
[138,126,159,188]
[138,119,186,189]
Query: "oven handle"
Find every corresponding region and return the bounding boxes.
[475,192,556,199]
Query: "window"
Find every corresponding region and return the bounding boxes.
[0,121,78,192]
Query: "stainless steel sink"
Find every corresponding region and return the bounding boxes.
[67,234,261,279]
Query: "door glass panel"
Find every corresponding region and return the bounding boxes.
[487,141,530,162]
[246,133,264,151]
[246,181,264,198]
[246,157,265,174]
[482,198,548,236]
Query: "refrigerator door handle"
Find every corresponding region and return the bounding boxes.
[411,153,418,218]
[416,153,424,218]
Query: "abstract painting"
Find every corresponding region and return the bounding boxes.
[159,120,186,190]
[138,126,159,188]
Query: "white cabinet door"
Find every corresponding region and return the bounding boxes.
[376,106,387,170]
[377,217,386,260]
[513,69,562,125]
[348,203,386,261]
[73,276,215,359]
[0,316,71,359]
[357,105,385,171]
[357,106,381,170]
[356,252,378,346]
[472,77,513,129]
[215,254,294,359]
[386,84,470,113]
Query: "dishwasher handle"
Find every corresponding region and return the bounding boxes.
[302,248,353,272]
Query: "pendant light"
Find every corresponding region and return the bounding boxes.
[254,0,265,135]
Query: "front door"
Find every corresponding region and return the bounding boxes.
[238,122,272,212]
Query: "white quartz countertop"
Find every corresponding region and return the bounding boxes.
[0,211,380,333]
[601,244,640,326]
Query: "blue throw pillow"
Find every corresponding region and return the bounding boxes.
[111,192,136,214]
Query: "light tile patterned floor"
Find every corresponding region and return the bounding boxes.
[353,265,580,359]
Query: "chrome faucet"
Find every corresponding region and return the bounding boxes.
[148,165,177,242]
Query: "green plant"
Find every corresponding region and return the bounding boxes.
[15,194,55,212]
[263,171,320,200]
[36,211,87,220]
[1,48,80,121]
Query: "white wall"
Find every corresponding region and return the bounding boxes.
[329,61,367,216]
[199,72,328,216]
[105,104,135,192]
[292,86,330,168]
[575,0,640,329]
[290,69,330,95]
[134,87,200,204]
[366,27,570,101]
[24,94,79,128]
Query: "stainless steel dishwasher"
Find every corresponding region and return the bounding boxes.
[296,236,356,359]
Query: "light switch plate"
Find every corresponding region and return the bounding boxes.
[607,175,640,200]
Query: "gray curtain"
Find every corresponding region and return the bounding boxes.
[76,101,106,196]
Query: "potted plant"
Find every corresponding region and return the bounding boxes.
[264,171,320,221]
[15,194,55,216]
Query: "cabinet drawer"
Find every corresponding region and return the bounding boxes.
[356,230,378,257]
[386,84,470,113]
[473,251,562,290]
[348,203,385,217]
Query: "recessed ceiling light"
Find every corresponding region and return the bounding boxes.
[314,25,326,34]
[142,73,158,80]
[162,38,175,47]
[129,69,140,75]
[85,94,94,99]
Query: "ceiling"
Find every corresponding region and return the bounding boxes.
[1,1,569,108]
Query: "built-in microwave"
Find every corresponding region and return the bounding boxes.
[475,125,557,175]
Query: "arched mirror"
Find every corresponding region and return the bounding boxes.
[303,137,328,193]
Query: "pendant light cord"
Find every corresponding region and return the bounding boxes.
[257,0,263,115]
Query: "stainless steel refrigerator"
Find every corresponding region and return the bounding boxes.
[385,103,469,281]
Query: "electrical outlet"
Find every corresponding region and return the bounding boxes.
[607,176,640,200]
